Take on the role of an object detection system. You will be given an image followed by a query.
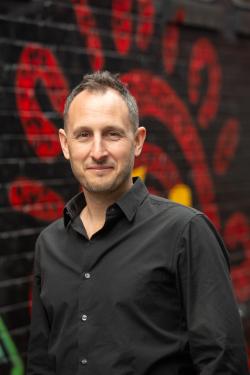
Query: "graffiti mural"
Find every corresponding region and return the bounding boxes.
[1,0,250,372]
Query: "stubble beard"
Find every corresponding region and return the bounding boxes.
[76,152,135,195]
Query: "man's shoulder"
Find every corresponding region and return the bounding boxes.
[148,194,200,216]
[146,193,203,227]
[36,217,65,244]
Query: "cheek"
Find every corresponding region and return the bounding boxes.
[109,141,134,160]
[69,144,89,161]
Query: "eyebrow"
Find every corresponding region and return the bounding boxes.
[72,124,126,135]
[103,125,126,134]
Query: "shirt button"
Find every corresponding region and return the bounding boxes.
[81,358,88,365]
[81,314,87,321]
[84,272,91,279]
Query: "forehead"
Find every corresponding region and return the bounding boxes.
[67,88,130,125]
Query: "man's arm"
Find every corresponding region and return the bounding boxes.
[177,214,249,374]
[27,241,55,375]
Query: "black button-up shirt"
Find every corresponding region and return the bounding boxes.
[27,178,248,374]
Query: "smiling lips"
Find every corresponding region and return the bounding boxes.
[86,165,114,172]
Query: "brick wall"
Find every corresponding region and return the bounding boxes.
[1,0,250,372]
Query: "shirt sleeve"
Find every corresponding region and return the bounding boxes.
[26,239,55,375]
[176,213,249,374]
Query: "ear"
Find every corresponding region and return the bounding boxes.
[59,128,70,160]
[134,126,146,157]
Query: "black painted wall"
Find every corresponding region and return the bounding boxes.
[1,0,250,372]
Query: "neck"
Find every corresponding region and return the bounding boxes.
[82,192,114,222]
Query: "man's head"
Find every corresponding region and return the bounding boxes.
[59,71,146,197]
[63,71,139,133]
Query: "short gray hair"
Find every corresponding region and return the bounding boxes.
[63,71,139,132]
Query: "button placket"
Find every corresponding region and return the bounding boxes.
[79,241,96,370]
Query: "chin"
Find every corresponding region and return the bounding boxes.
[82,179,116,193]
[83,176,129,194]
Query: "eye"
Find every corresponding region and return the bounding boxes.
[107,130,122,140]
[77,130,90,139]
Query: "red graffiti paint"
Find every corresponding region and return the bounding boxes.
[135,142,182,193]
[224,213,250,302]
[8,177,65,221]
[112,0,133,55]
[16,44,69,158]
[162,9,185,75]
[213,118,240,175]
[71,0,104,70]
[121,70,220,229]
[188,38,221,129]
[136,0,155,51]
[163,23,180,75]
[112,0,155,55]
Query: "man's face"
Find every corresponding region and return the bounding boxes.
[59,89,146,196]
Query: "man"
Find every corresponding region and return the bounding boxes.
[27,71,249,374]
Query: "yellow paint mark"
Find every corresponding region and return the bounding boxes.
[132,166,147,181]
[168,184,192,207]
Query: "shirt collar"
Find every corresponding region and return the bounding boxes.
[63,177,148,228]
[115,177,148,221]
[64,191,86,228]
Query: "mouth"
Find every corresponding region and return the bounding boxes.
[87,165,114,170]
[86,165,114,175]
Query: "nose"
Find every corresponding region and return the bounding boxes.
[90,135,108,161]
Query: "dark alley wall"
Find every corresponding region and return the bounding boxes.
[0,0,250,372]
